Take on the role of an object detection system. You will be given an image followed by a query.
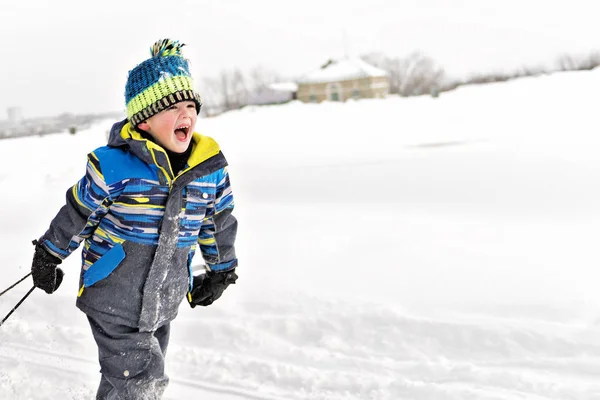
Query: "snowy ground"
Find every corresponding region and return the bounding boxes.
[3,69,600,399]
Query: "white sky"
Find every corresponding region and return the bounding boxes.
[2,0,600,118]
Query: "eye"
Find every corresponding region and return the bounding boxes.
[167,105,177,111]
[187,104,196,110]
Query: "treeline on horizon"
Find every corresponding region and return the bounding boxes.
[198,50,600,116]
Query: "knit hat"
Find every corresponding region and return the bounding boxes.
[125,39,202,126]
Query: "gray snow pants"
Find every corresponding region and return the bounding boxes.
[87,316,171,400]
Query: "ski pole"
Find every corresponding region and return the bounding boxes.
[0,286,35,327]
[0,273,32,298]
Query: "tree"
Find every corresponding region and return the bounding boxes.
[198,77,223,117]
[198,65,286,116]
[230,68,248,109]
[248,66,281,91]
[362,51,445,96]
[557,52,600,71]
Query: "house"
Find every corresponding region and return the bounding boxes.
[296,57,389,103]
[248,82,298,106]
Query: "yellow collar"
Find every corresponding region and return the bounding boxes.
[120,122,221,169]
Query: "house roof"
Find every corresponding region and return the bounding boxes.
[267,82,298,92]
[297,57,388,84]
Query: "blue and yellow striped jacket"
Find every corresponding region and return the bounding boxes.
[40,119,237,330]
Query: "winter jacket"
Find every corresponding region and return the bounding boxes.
[39,119,238,331]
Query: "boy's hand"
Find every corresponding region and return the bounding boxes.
[31,240,64,294]
[189,269,238,308]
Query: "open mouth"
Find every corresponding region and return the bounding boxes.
[174,125,190,141]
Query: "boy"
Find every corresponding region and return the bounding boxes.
[29,39,238,399]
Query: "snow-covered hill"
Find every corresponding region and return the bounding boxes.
[2,69,600,399]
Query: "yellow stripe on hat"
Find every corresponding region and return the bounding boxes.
[127,75,195,119]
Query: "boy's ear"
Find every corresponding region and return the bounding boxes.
[138,121,149,131]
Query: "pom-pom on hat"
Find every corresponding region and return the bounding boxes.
[125,39,202,127]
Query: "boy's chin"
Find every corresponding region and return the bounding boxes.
[166,139,191,153]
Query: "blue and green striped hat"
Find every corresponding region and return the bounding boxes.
[125,39,202,126]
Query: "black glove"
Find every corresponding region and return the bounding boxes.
[31,240,64,294]
[189,269,238,308]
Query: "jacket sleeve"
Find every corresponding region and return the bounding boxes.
[198,166,238,272]
[40,152,112,260]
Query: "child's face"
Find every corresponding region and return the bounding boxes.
[137,101,197,153]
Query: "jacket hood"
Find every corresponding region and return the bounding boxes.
[108,119,129,147]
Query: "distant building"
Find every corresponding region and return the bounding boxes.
[296,57,389,103]
[248,82,298,105]
[7,106,23,125]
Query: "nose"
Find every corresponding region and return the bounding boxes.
[183,104,195,117]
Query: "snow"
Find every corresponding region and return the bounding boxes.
[3,68,600,398]
[267,82,298,92]
[297,57,388,84]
